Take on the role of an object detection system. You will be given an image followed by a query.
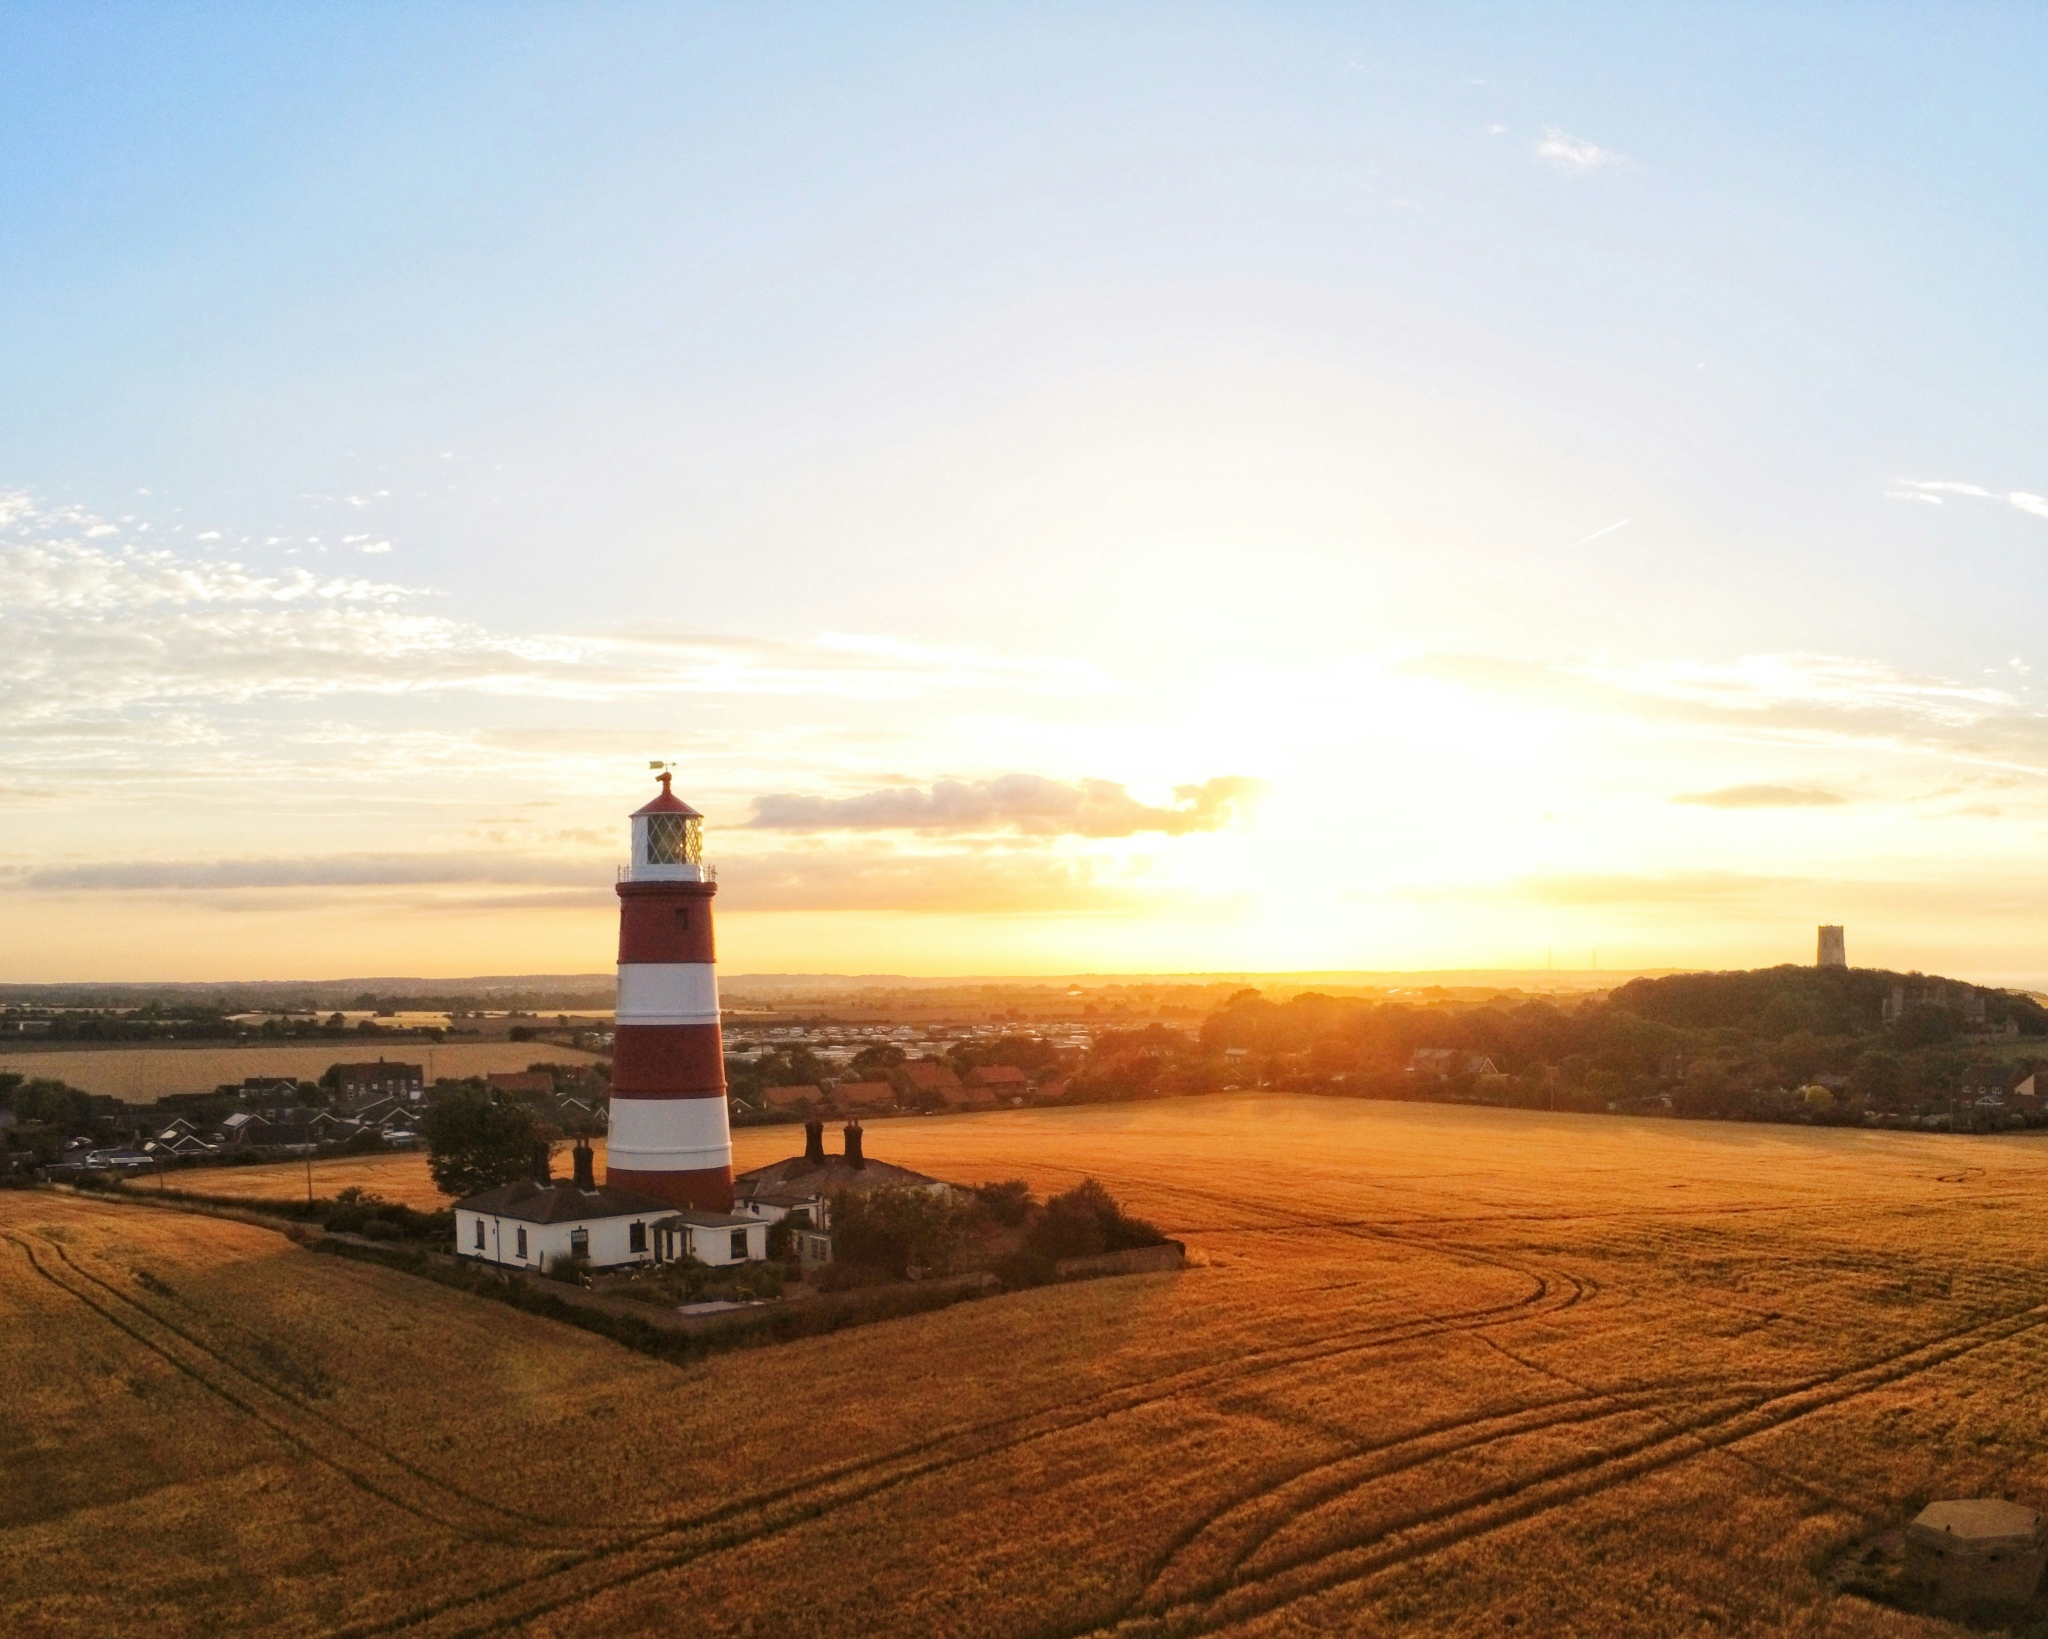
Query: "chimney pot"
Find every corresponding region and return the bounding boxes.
[532,1139,553,1185]
[572,1138,596,1191]
[803,1119,826,1166]
[843,1121,865,1169]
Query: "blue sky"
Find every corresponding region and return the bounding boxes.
[6,5,2048,979]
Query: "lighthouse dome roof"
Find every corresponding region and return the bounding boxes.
[632,772,701,818]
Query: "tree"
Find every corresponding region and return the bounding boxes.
[1027,1179,1165,1260]
[421,1091,544,1200]
[828,1187,966,1277]
[849,1043,906,1079]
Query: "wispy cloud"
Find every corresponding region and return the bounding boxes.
[6,854,595,891]
[1534,128,1629,174]
[1888,478,2048,522]
[746,774,1261,837]
[1672,783,1847,809]
[0,494,1102,732]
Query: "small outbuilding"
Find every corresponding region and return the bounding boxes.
[1906,1499,2047,1604]
[647,1210,768,1267]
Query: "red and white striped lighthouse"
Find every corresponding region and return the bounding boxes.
[605,772,733,1212]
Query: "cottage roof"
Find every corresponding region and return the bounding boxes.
[901,1061,962,1091]
[648,1208,757,1230]
[734,1154,948,1200]
[834,1081,895,1107]
[967,1065,1029,1087]
[765,1084,822,1107]
[455,1179,672,1224]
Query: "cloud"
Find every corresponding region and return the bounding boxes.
[1517,869,1801,907]
[745,774,1262,837]
[0,494,1102,732]
[0,844,1163,917]
[1671,784,1848,809]
[7,854,596,892]
[1889,479,2048,522]
[719,849,1155,915]
[1534,128,1629,173]
[1402,649,2048,778]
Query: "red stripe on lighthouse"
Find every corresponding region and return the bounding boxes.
[610,1024,726,1097]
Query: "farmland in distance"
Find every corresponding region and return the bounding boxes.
[8,1094,2048,1636]
[0,1042,602,1100]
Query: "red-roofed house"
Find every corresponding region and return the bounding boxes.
[834,1081,895,1110]
[898,1061,962,1104]
[965,1065,1030,1097]
[488,1072,556,1098]
[764,1084,823,1110]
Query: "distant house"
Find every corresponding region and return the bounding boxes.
[1962,1064,2025,1106]
[1405,1049,1501,1079]
[965,1065,1030,1096]
[898,1061,963,1104]
[333,1061,426,1107]
[764,1084,823,1111]
[487,1071,554,1098]
[832,1081,895,1111]
[236,1077,301,1100]
[219,1111,271,1148]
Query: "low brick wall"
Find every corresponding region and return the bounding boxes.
[1056,1240,1186,1279]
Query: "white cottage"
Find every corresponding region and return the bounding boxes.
[455,1141,766,1271]
[456,1177,670,1272]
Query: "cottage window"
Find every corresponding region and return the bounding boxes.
[730,1229,748,1261]
[473,1218,485,1250]
[629,1221,647,1253]
[570,1228,589,1259]
[516,1227,528,1258]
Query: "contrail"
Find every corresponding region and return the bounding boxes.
[1565,517,1629,550]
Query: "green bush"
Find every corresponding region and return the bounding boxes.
[1027,1179,1164,1261]
[973,1179,1034,1227]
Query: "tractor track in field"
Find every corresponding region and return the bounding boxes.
[1126,1380,1726,1617]
[303,1198,1599,1639]
[1073,1292,2048,1639]
[1,1187,1594,1639]
[330,1263,1597,1639]
[33,1234,623,1539]
[1,1231,567,1552]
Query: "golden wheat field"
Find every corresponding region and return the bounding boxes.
[0,1042,602,1099]
[12,1094,2048,1638]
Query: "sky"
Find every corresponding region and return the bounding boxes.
[7,4,2048,983]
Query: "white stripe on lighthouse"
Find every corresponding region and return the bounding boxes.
[613,962,720,1025]
[606,1097,733,1173]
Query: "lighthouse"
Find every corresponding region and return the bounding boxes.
[605,772,733,1212]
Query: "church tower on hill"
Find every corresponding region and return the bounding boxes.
[605,771,734,1212]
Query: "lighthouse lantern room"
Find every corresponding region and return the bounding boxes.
[606,772,733,1212]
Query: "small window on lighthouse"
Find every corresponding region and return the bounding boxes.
[646,813,702,865]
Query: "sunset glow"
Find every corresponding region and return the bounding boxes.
[6,10,2048,981]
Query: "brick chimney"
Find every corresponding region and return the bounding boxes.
[532,1139,553,1185]
[843,1121,865,1169]
[572,1138,596,1191]
[803,1119,826,1167]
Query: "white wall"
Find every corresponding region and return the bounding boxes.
[460,1211,657,1271]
